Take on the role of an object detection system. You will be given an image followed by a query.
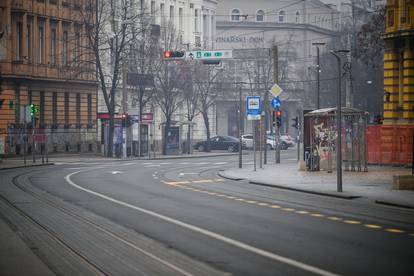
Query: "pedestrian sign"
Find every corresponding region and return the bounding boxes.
[271,97,282,110]
[269,83,283,97]
[186,50,233,60]
[246,96,261,120]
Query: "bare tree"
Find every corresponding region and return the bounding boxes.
[194,65,223,151]
[81,0,137,157]
[153,23,186,155]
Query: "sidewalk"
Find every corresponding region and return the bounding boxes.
[0,151,240,170]
[219,162,414,209]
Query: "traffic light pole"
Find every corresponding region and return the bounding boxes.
[272,45,280,164]
[32,116,35,163]
[238,85,242,168]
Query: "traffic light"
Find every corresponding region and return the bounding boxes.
[274,110,282,128]
[291,116,299,129]
[121,113,128,127]
[163,50,185,60]
[30,104,39,117]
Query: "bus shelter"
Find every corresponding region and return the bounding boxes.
[303,107,368,172]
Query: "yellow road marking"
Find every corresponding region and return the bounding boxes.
[192,179,213,183]
[214,179,225,182]
[282,208,295,212]
[344,220,361,225]
[164,181,191,185]
[310,213,325,217]
[270,205,281,209]
[296,211,309,214]
[226,196,236,199]
[385,228,405,233]
[327,216,342,221]
[364,224,382,229]
[235,198,245,201]
[247,200,257,204]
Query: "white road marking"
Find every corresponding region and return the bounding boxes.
[111,171,124,174]
[160,162,172,165]
[179,172,198,176]
[214,162,227,165]
[145,165,161,167]
[66,170,339,276]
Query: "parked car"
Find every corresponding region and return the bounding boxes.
[194,136,240,152]
[280,135,296,148]
[241,134,284,150]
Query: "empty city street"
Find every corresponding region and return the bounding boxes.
[1,150,413,275]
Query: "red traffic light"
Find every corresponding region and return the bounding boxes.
[163,50,185,59]
[121,113,128,119]
[275,110,282,117]
[163,51,172,58]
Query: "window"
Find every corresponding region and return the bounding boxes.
[64,92,69,127]
[87,94,92,128]
[62,30,68,65]
[256,10,264,22]
[231,9,240,21]
[39,91,45,128]
[278,11,285,23]
[151,1,155,22]
[16,21,23,60]
[75,27,80,63]
[38,24,44,63]
[195,9,199,32]
[160,3,165,26]
[26,22,32,62]
[295,11,300,23]
[52,92,57,127]
[387,10,394,27]
[51,28,56,65]
[179,8,183,32]
[76,93,81,128]
[170,5,174,21]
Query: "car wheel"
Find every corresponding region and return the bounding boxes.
[227,145,235,152]
[280,142,288,150]
[266,144,273,150]
[198,145,205,152]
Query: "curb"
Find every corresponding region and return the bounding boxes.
[218,171,360,200]
[0,163,54,171]
[375,200,414,210]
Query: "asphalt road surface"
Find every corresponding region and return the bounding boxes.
[1,149,413,275]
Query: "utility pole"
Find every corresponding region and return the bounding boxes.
[312,42,325,109]
[238,84,243,168]
[272,45,280,164]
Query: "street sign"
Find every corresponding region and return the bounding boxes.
[269,83,283,97]
[186,50,233,60]
[246,96,261,120]
[271,97,282,110]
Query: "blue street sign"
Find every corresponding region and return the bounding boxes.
[246,96,261,120]
[271,97,282,110]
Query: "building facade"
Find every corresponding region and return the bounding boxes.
[383,0,413,125]
[0,0,98,156]
[215,0,340,137]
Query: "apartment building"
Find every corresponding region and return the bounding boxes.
[0,0,98,155]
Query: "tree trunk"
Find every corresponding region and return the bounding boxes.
[163,118,170,155]
[107,114,114,157]
[187,123,191,154]
[202,111,211,152]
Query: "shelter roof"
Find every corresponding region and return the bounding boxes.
[304,107,368,116]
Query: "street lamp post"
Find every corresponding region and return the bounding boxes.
[330,49,349,193]
[312,42,325,110]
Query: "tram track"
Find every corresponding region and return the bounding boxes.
[0,167,224,276]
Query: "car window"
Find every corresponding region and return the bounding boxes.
[224,136,239,142]
[244,135,253,139]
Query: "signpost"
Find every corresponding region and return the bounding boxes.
[269,83,283,97]
[246,96,261,121]
[271,97,281,110]
[246,96,261,171]
[186,50,233,60]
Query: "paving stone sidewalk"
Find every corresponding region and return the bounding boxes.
[219,162,414,209]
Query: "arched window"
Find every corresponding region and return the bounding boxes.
[231,9,240,21]
[256,10,264,22]
[278,10,285,23]
[295,11,300,23]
